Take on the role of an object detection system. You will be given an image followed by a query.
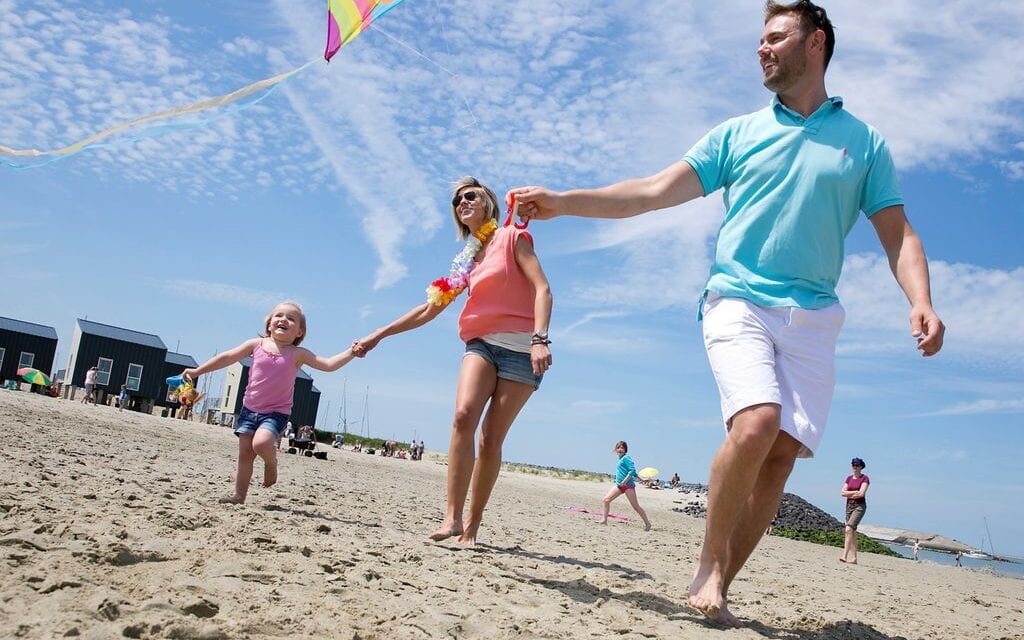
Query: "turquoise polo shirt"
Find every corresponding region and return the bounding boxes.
[684,96,903,310]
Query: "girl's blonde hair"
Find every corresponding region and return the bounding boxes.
[264,301,306,346]
[451,176,500,240]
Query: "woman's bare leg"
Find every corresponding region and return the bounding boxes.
[429,355,497,541]
[458,378,535,545]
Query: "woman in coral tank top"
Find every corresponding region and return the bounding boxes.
[353,177,553,545]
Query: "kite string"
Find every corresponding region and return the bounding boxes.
[369,23,478,131]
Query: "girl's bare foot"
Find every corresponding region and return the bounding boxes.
[428,521,463,541]
[218,494,244,504]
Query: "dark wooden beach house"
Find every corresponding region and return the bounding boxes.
[221,357,321,427]
[157,351,199,415]
[64,319,167,412]
[0,316,58,386]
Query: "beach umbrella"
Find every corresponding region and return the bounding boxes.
[638,467,660,479]
[17,367,51,386]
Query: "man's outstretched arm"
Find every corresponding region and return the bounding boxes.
[508,160,706,221]
[870,205,945,357]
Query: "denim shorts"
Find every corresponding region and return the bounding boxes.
[464,339,543,389]
[235,406,289,438]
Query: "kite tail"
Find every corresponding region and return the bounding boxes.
[0,58,319,168]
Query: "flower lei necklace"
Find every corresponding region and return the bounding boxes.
[426,218,499,306]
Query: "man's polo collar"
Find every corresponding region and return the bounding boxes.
[771,95,844,133]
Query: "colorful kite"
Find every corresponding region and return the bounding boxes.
[1,0,409,166]
[326,0,406,61]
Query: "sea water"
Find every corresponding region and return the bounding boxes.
[886,545,1024,579]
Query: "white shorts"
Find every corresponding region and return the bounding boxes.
[701,294,845,458]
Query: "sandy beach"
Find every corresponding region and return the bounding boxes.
[1,391,1021,640]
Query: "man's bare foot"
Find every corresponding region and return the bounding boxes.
[456,521,480,546]
[688,562,725,620]
[839,557,847,563]
[644,522,652,531]
[428,521,463,541]
[263,457,278,488]
[714,603,742,628]
[218,494,244,504]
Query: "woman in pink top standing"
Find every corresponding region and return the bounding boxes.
[183,301,356,504]
[353,177,553,545]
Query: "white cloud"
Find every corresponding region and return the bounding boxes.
[159,278,292,310]
[998,160,1024,181]
[921,399,1024,417]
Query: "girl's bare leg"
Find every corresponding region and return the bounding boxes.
[222,434,256,504]
[252,429,279,487]
[624,488,652,530]
[599,487,622,524]
[430,355,496,541]
[459,378,535,545]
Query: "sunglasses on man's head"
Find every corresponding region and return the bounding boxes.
[452,190,480,207]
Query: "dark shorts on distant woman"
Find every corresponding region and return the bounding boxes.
[845,502,865,529]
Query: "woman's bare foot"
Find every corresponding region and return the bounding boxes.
[218,494,244,504]
[688,562,725,620]
[643,522,652,531]
[457,521,481,546]
[595,518,608,525]
[263,457,278,488]
[428,521,463,541]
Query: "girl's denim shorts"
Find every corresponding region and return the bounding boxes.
[235,406,289,438]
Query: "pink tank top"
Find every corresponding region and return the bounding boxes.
[458,225,536,342]
[243,341,297,414]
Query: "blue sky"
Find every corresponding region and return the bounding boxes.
[2,0,1022,556]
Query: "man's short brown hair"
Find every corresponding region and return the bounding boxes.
[765,0,836,69]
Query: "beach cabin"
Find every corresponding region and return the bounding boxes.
[157,351,199,416]
[64,319,167,412]
[220,357,321,427]
[0,316,58,387]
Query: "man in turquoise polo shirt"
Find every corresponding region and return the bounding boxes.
[508,0,944,627]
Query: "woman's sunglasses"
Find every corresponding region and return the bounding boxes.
[452,190,480,207]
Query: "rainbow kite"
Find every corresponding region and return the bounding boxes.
[326,0,407,62]
[2,0,409,166]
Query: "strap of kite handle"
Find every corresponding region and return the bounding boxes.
[503,194,529,229]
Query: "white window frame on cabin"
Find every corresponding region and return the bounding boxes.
[0,348,5,371]
[96,357,113,386]
[19,352,34,369]
[126,363,143,392]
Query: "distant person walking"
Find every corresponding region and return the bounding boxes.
[81,366,98,405]
[182,301,356,504]
[598,441,652,531]
[912,539,921,561]
[840,457,870,564]
[118,384,129,413]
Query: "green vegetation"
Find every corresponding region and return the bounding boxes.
[770,526,902,558]
[313,431,396,451]
[501,461,612,483]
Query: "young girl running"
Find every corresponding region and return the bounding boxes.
[598,440,652,530]
[183,301,355,504]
